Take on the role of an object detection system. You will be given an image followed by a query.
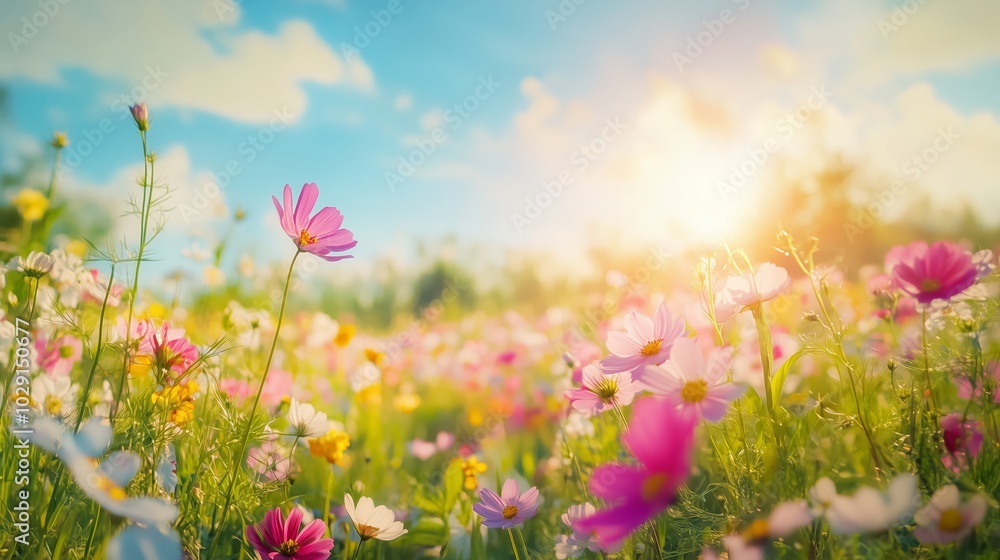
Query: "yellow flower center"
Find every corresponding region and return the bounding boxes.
[357,523,380,540]
[502,505,519,519]
[278,539,300,554]
[938,508,964,532]
[92,474,127,501]
[299,229,317,246]
[742,519,770,544]
[44,395,63,416]
[641,473,669,502]
[921,279,941,292]
[681,380,709,403]
[593,378,619,402]
[640,339,663,357]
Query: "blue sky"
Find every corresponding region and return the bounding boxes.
[3,0,1000,281]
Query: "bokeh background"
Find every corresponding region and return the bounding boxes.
[2,0,999,326]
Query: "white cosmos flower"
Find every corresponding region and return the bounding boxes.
[286,399,330,438]
[344,494,408,542]
[9,251,55,277]
[813,474,919,535]
[32,374,79,418]
[26,416,179,525]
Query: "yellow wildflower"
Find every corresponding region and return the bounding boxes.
[309,429,351,465]
[12,188,48,222]
[151,381,199,427]
[459,456,488,490]
[334,324,356,347]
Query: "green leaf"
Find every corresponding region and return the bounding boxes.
[469,517,485,560]
[443,460,463,514]
[770,349,807,410]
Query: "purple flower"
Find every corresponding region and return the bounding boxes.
[473,478,540,529]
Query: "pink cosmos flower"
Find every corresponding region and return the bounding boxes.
[473,478,540,529]
[247,440,294,482]
[940,413,983,472]
[601,304,686,374]
[574,397,697,549]
[887,241,978,304]
[955,362,1000,404]
[720,500,813,560]
[140,322,199,377]
[273,182,357,261]
[913,485,987,545]
[409,431,455,460]
[564,362,641,417]
[635,338,744,422]
[36,334,82,377]
[714,262,790,322]
[246,506,333,560]
[554,503,607,558]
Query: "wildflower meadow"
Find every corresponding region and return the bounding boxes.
[1,104,999,559]
[3,2,1000,559]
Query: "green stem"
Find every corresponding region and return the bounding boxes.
[323,467,334,529]
[351,540,364,560]
[515,526,530,559]
[507,529,522,560]
[113,131,151,419]
[751,306,783,450]
[75,265,116,429]
[206,250,301,559]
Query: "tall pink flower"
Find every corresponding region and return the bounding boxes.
[141,322,199,377]
[887,241,977,304]
[473,478,540,529]
[635,338,744,422]
[246,507,333,560]
[36,335,82,377]
[601,304,686,374]
[564,362,641,417]
[273,182,357,261]
[574,397,697,549]
[714,262,790,322]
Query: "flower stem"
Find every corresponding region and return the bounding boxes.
[921,308,938,413]
[751,306,783,450]
[113,131,151,419]
[206,250,301,559]
[351,540,364,560]
[323,467,334,529]
[507,529,522,560]
[75,264,116,430]
[515,526,530,558]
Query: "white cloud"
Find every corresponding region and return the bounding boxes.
[1,0,373,124]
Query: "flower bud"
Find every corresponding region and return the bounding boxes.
[130,103,149,131]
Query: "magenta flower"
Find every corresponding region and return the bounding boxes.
[129,103,148,131]
[940,413,982,472]
[574,397,697,549]
[564,362,641,417]
[887,241,978,304]
[140,322,199,377]
[273,182,357,261]
[601,304,686,374]
[473,478,540,529]
[956,361,1000,404]
[635,338,744,422]
[246,507,333,560]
